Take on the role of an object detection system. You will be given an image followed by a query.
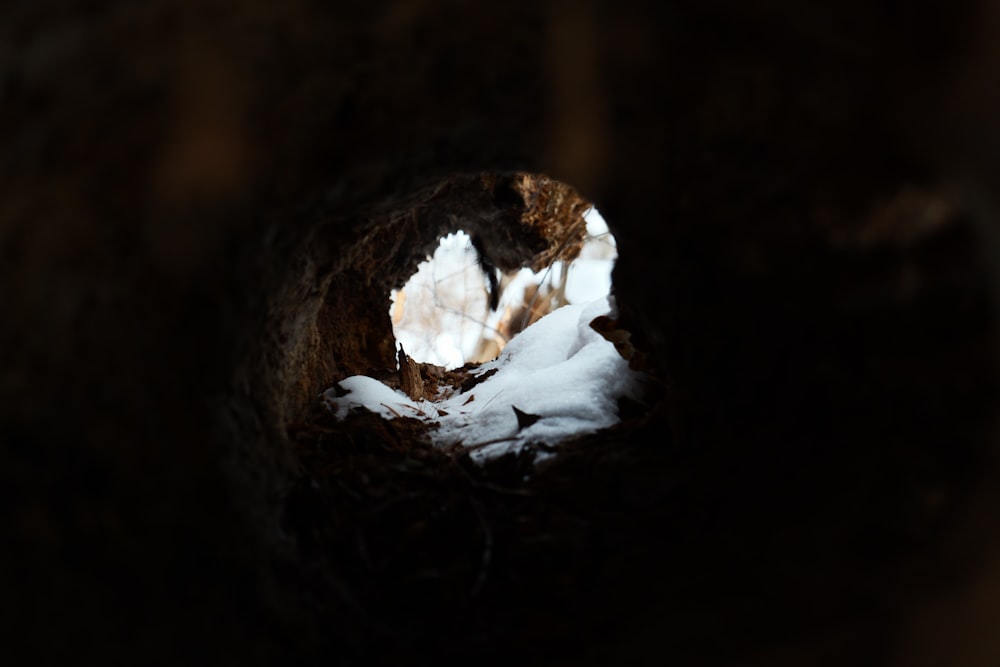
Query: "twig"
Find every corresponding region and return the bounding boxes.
[401,402,430,418]
[380,403,403,418]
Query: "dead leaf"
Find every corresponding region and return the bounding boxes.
[512,405,541,430]
[590,315,636,361]
[397,345,423,400]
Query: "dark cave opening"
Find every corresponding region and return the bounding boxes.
[318,179,646,462]
[302,171,657,430]
[278,172,670,661]
[9,3,1000,666]
[271,169,1000,665]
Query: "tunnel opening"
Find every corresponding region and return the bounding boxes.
[276,168,1000,666]
[301,173,658,458]
[281,172,668,660]
[11,2,1000,665]
[319,204,644,462]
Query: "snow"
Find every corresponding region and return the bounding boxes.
[563,259,613,304]
[323,376,421,421]
[323,295,645,462]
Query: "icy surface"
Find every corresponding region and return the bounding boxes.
[323,295,644,462]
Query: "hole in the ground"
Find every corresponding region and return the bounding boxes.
[314,175,653,462]
[284,173,667,655]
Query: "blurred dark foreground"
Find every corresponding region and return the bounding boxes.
[3,1,1000,665]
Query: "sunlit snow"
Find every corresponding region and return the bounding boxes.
[324,295,644,462]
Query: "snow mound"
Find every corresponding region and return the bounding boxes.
[323,295,644,462]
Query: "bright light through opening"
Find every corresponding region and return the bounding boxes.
[328,205,643,462]
[389,207,618,369]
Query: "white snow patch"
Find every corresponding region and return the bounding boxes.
[323,295,644,462]
[324,376,422,420]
